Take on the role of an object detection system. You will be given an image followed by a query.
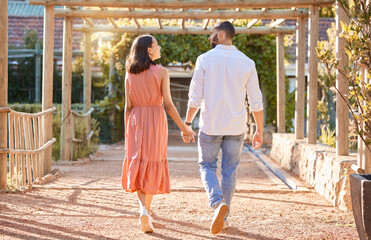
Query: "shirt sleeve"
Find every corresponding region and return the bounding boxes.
[246,63,264,112]
[188,56,205,108]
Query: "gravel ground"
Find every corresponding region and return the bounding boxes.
[0,132,358,240]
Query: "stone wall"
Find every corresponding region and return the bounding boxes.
[270,133,357,211]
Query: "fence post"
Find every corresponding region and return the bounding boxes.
[0,0,8,190]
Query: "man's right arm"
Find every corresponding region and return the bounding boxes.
[183,56,205,143]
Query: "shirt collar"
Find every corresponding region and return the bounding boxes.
[215,44,237,50]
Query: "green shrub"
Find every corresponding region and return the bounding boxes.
[319,126,336,148]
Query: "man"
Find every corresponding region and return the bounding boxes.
[182,21,264,235]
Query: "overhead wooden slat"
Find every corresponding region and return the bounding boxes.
[203,19,210,29]
[155,9,162,29]
[73,25,296,34]
[270,19,286,28]
[55,9,309,19]
[30,0,335,8]
[129,8,141,28]
[230,8,240,23]
[247,19,259,28]
[179,8,185,29]
[83,17,94,27]
[100,7,118,28]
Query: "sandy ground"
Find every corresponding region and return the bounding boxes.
[0,132,358,240]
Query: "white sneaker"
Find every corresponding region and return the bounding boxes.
[139,208,154,233]
[210,202,229,234]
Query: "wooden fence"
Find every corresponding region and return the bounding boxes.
[0,107,56,189]
[69,107,94,161]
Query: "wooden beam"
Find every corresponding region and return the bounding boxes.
[155,9,163,29]
[83,31,92,137]
[276,33,285,133]
[30,0,335,8]
[247,19,259,28]
[129,8,141,28]
[230,8,240,23]
[203,19,210,29]
[42,5,54,174]
[295,17,306,139]
[73,25,296,34]
[108,18,118,27]
[179,8,185,29]
[0,0,8,190]
[335,3,349,156]
[307,5,319,144]
[55,8,309,19]
[60,15,73,161]
[100,7,118,28]
[270,19,285,28]
[83,18,94,27]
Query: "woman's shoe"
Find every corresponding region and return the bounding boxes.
[139,208,154,233]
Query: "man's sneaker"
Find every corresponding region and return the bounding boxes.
[210,202,228,234]
[223,219,230,229]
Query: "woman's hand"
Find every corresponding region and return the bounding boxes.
[181,125,196,143]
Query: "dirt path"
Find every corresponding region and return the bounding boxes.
[0,132,358,239]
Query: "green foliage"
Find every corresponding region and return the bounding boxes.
[320,7,336,17]
[91,19,292,133]
[9,104,100,161]
[24,29,42,49]
[319,125,336,147]
[316,0,371,150]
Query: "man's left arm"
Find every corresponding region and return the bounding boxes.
[246,65,264,149]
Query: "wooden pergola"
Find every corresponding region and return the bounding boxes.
[1,0,362,189]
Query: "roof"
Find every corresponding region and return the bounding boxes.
[8,1,61,16]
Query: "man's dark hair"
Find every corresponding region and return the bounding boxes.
[214,21,235,39]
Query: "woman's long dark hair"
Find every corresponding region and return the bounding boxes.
[126,35,156,74]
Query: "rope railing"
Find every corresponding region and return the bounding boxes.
[69,107,94,160]
[0,107,56,189]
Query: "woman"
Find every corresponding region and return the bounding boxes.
[122,35,195,233]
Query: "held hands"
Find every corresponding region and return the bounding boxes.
[181,125,196,143]
[252,131,263,150]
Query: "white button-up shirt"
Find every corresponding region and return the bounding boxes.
[188,44,264,135]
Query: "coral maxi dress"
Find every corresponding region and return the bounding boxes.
[121,64,170,194]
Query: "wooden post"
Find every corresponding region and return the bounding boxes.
[276,33,285,133]
[0,0,8,189]
[42,6,55,174]
[335,3,349,156]
[35,42,41,103]
[60,14,73,161]
[307,5,319,144]
[295,17,306,139]
[83,31,92,135]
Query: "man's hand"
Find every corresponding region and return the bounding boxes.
[252,131,263,150]
[181,125,195,143]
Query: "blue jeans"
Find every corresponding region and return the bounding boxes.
[198,131,244,218]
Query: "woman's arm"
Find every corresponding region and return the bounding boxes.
[124,73,133,136]
[161,68,195,138]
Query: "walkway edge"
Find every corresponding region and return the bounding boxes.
[244,144,309,192]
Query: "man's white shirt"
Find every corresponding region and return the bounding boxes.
[188,44,264,135]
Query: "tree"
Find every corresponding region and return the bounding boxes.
[316,0,371,151]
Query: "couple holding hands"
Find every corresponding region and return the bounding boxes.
[121,21,264,235]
